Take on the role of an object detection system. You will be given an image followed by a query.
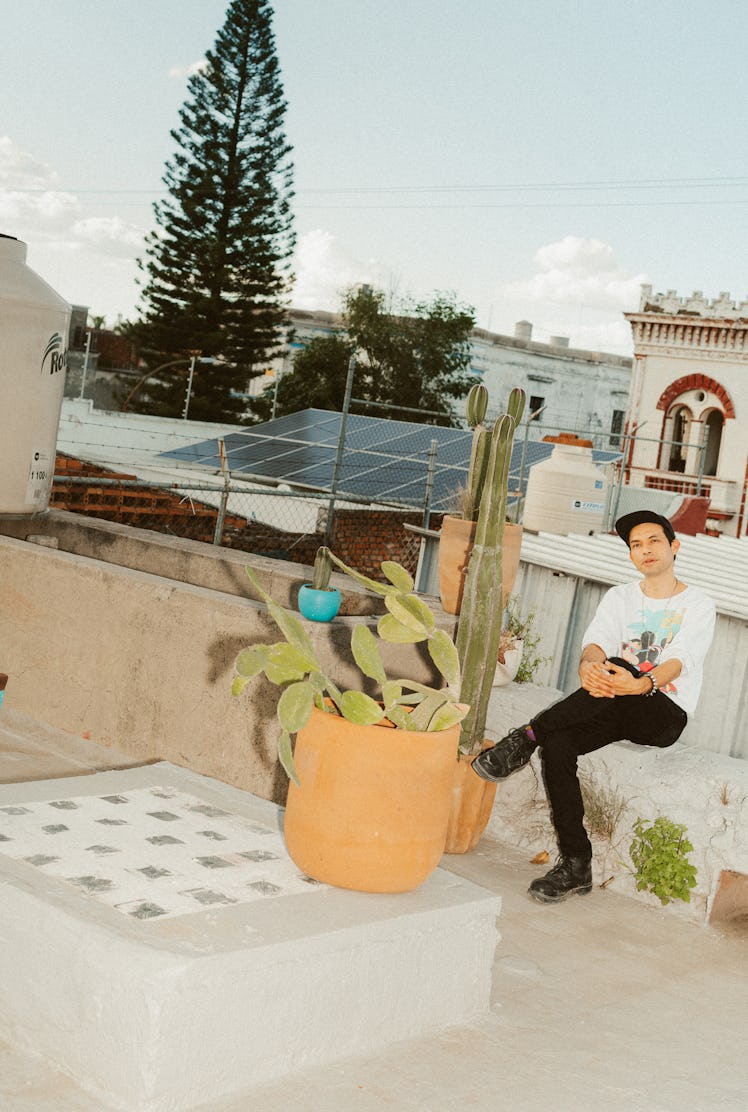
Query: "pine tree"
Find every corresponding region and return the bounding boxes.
[136,0,294,422]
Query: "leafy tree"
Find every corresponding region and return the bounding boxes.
[250,286,475,426]
[135,0,294,422]
[249,334,355,422]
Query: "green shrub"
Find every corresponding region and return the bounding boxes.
[629,816,697,905]
[503,596,550,684]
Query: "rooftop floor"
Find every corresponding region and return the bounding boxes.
[1,709,746,1112]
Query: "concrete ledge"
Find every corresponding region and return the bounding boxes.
[0,532,450,803]
[0,509,386,615]
[0,762,500,1111]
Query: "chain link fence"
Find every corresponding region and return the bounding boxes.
[50,467,426,576]
[53,399,642,577]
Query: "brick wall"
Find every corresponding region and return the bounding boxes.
[329,509,425,579]
[226,509,429,579]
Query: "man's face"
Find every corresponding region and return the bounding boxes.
[628,522,679,575]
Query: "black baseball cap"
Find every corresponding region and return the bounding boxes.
[615,510,676,547]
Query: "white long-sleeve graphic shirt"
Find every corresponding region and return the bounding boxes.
[582,580,716,717]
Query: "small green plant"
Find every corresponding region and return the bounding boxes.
[311,546,333,590]
[629,816,698,905]
[503,596,550,684]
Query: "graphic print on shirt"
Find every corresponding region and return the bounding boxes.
[620,605,684,694]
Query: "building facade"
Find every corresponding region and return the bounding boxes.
[624,286,748,538]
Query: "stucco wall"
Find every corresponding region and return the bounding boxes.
[0,529,447,804]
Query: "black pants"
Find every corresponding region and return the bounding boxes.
[531,659,688,859]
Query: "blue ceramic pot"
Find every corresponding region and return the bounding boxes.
[298,584,342,622]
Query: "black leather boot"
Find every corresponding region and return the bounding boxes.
[528,855,593,903]
[471,726,537,781]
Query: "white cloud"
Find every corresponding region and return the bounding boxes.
[168,58,208,79]
[71,216,144,255]
[291,228,388,311]
[0,135,78,227]
[490,236,649,354]
[0,136,147,319]
[503,235,648,312]
[0,135,58,189]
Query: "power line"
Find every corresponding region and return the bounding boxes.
[4,174,748,196]
[296,198,748,211]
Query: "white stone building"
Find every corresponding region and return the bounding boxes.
[624,286,748,537]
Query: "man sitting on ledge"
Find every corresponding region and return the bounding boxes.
[472,510,716,904]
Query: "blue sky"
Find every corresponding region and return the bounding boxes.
[2,0,747,353]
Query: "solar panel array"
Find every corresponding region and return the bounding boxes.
[160,408,622,512]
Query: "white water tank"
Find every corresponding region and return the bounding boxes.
[523,443,608,535]
[0,234,70,515]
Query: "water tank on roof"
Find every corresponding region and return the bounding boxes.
[0,234,70,515]
[523,443,608,535]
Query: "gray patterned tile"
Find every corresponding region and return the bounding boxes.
[238,850,279,863]
[69,875,115,892]
[249,881,283,896]
[117,900,169,919]
[186,804,229,818]
[182,887,237,906]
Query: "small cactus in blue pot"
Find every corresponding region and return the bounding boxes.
[298,546,342,622]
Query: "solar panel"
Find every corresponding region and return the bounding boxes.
[160,409,622,512]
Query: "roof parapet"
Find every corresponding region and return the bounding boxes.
[638,284,748,319]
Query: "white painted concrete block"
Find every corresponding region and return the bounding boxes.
[0,763,500,1111]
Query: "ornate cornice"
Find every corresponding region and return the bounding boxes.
[625,312,748,356]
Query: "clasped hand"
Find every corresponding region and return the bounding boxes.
[580,659,643,699]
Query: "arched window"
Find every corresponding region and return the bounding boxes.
[668,405,691,472]
[702,409,724,476]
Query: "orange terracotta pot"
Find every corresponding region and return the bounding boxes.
[437,517,523,616]
[443,743,498,855]
[284,705,460,893]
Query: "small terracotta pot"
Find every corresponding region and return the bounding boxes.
[284,705,460,893]
[443,742,498,855]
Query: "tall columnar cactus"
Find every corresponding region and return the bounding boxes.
[463,382,491,522]
[456,387,526,755]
